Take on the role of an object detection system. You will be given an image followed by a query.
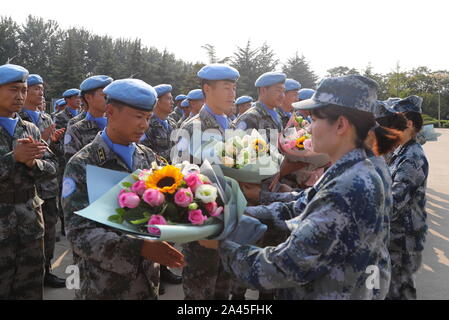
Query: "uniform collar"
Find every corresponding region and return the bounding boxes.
[258,102,281,126]
[23,108,41,126]
[0,115,19,137]
[314,148,367,191]
[203,104,230,130]
[100,130,137,171]
[86,112,107,130]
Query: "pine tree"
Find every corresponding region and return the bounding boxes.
[282,52,319,88]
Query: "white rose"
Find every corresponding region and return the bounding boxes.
[195,184,218,203]
[221,156,235,168]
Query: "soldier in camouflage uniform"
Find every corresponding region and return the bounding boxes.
[235,96,253,118]
[54,88,82,235]
[176,99,192,128]
[277,79,301,128]
[178,89,205,128]
[64,75,113,163]
[140,84,177,163]
[62,79,184,300]
[381,96,429,300]
[51,99,66,120]
[216,75,391,300]
[176,64,239,300]
[0,64,58,299]
[234,72,286,136]
[168,94,187,124]
[18,74,66,288]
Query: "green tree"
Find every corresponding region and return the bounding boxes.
[326,66,359,77]
[0,16,20,64]
[282,52,319,88]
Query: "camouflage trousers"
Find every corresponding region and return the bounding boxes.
[42,197,58,267]
[386,251,422,300]
[182,241,231,300]
[0,238,44,299]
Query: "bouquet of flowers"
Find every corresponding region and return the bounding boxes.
[75,160,250,243]
[278,114,329,166]
[202,129,283,183]
[108,162,225,235]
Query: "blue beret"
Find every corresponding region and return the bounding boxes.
[80,75,113,92]
[390,95,423,114]
[298,88,315,100]
[255,72,286,88]
[384,97,401,107]
[285,79,301,92]
[293,75,379,113]
[154,84,172,98]
[180,99,190,107]
[56,98,67,107]
[63,88,81,98]
[27,74,44,87]
[104,79,157,111]
[0,64,29,86]
[197,64,240,81]
[187,89,204,101]
[235,96,253,105]
[175,94,187,101]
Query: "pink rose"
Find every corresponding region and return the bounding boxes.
[297,129,306,137]
[131,180,147,196]
[184,173,203,192]
[204,201,217,214]
[147,215,167,235]
[143,189,165,207]
[285,140,297,149]
[174,188,194,207]
[188,209,208,225]
[303,139,313,151]
[118,192,140,209]
[210,206,223,217]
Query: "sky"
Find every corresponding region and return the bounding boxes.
[2,0,448,78]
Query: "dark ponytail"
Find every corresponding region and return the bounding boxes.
[371,125,403,156]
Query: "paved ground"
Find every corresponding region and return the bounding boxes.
[44,129,449,300]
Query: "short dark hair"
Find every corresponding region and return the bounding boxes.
[200,79,236,98]
[80,88,100,107]
[106,98,127,110]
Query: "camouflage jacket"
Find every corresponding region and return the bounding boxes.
[234,102,283,133]
[175,107,234,164]
[64,118,102,163]
[168,107,183,124]
[388,139,428,253]
[220,148,390,299]
[67,110,87,128]
[140,116,177,163]
[53,107,78,130]
[62,133,162,299]
[0,115,58,242]
[277,109,292,128]
[18,110,60,199]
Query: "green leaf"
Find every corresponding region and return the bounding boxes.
[115,208,126,216]
[122,182,133,188]
[129,216,151,225]
[108,214,124,224]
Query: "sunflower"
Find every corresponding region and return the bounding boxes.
[252,138,268,153]
[295,136,306,149]
[145,165,184,194]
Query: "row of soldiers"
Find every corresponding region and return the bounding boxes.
[0,62,428,300]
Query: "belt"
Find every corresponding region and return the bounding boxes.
[0,188,37,204]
